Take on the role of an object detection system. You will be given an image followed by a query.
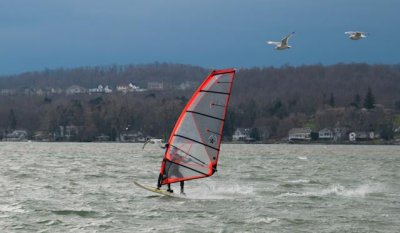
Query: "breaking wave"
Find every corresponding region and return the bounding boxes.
[277,184,383,198]
[247,217,279,224]
[188,182,255,200]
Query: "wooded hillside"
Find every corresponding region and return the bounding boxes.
[1,63,399,141]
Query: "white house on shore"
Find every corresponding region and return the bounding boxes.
[288,128,312,141]
[116,83,145,94]
[2,130,28,141]
[88,85,112,94]
[318,128,334,140]
[232,128,251,141]
[66,85,87,95]
[349,131,375,142]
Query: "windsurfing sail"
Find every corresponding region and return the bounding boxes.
[158,68,236,186]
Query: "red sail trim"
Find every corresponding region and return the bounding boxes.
[215,70,235,166]
[159,68,236,185]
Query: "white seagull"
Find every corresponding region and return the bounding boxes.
[345,31,368,40]
[142,138,164,149]
[267,32,295,50]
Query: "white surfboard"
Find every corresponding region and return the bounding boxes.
[134,181,185,198]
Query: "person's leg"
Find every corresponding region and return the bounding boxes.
[180,181,184,194]
[167,183,173,193]
[157,173,163,189]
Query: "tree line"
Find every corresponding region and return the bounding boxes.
[1,63,399,141]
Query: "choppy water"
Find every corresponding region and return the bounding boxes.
[0,142,399,232]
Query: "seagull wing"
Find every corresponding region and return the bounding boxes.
[142,139,151,149]
[281,32,294,46]
[345,31,356,35]
[267,41,280,45]
[142,140,149,149]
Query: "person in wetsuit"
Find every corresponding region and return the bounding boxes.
[157,143,185,194]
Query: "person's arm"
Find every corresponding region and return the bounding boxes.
[160,143,169,149]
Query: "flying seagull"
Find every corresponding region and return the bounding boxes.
[267,32,295,50]
[345,31,368,40]
[142,138,164,149]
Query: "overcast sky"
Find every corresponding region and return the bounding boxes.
[1,0,399,75]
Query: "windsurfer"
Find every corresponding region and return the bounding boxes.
[156,143,169,190]
[149,69,235,198]
[157,143,185,194]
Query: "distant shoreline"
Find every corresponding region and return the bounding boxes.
[2,140,399,145]
[223,140,400,146]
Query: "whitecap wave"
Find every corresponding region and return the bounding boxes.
[0,204,25,213]
[247,217,279,224]
[319,184,382,197]
[277,184,382,198]
[288,179,310,184]
[187,182,255,200]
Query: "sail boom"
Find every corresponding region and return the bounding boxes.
[166,160,209,176]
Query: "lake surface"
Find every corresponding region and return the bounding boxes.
[0,142,399,232]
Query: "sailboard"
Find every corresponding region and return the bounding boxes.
[134,181,184,198]
[157,68,236,188]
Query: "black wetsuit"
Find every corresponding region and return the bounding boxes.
[157,144,185,193]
